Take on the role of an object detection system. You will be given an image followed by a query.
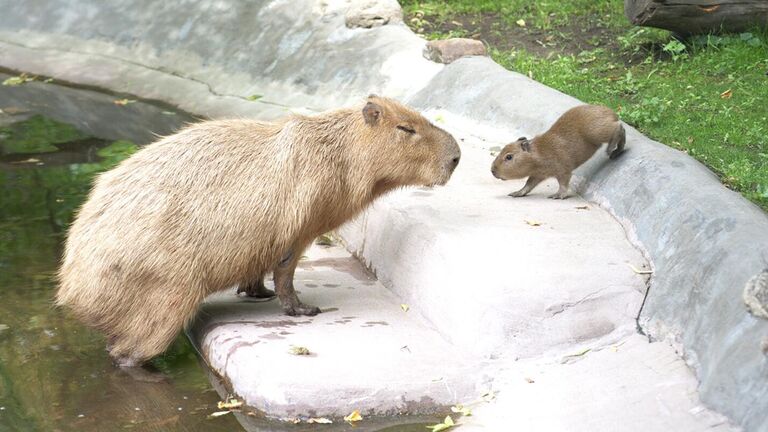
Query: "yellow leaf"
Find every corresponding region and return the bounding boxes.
[207,411,232,419]
[427,416,455,431]
[516,19,526,27]
[344,410,363,423]
[401,304,410,312]
[217,398,243,410]
[451,404,472,416]
[481,390,496,402]
[2,73,35,86]
[113,98,136,106]
[307,417,333,424]
[720,89,732,99]
[289,346,311,356]
[434,114,445,123]
[524,219,542,226]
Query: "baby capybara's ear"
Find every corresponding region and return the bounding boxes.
[519,138,531,152]
[363,101,383,125]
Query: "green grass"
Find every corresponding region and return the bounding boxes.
[401,0,768,210]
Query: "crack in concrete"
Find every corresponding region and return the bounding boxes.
[547,287,610,317]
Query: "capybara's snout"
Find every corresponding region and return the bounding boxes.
[438,131,461,185]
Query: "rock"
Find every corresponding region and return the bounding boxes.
[424,38,487,64]
[345,0,402,29]
[743,269,768,319]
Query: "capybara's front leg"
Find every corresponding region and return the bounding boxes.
[274,250,321,316]
[509,176,544,197]
[236,275,275,298]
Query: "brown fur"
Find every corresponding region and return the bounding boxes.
[56,96,460,366]
[491,104,625,199]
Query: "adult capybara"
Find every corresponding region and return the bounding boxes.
[491,104,625,199]
[57,95,461,366]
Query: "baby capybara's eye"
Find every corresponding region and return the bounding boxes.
[505,154,513,161]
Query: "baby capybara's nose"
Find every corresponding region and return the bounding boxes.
[452,156,460,167]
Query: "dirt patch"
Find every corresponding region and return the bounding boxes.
[407,11,625,58]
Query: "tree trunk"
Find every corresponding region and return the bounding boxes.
[625,0,768,35]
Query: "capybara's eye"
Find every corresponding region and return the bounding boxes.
[396,125,416,134]
[505,154,513,161]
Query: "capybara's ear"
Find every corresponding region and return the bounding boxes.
[363,102,383,125]
[520,139,531,152]
[517,136,527,141]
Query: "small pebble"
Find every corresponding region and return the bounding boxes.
[177,407,183,411]
[134,407,140,411]
[77,414,85,418]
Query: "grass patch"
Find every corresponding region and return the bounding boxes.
[401,0,768,210]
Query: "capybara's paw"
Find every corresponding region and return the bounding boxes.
[508,190,528,198]
[548,192,570,200]
[113,355,142,368]
[283,303,322,316]
[237,284,275,298]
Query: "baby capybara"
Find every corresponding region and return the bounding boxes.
[57,95,461,366]
[491,104,625,199]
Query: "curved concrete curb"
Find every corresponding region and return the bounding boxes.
[1,0,764,430]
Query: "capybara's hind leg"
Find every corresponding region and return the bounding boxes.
[107,287,201,366]
[549,172,572,199]
[607,123,626,159]
[274,250,321,316]
[237,275,275,298]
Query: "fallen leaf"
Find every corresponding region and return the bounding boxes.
[344,410,363,423]
[315,233,334,246]
[450,20,463,27]
[575,206,589,210]
[1,106,30,115]
[400,304,409,312]
[451,404,472,416]
[289,346,311,356]
[481,390,496,402]
[0,324,9,332]
[43,78,54,83]
[700,4,719,12]
[400,345,410,352]
[246,94,263,101]
[628,264,653,275]
[207,411,232,419]
[113,98,136,106]
[2,74,35,86]
[525,377,535,383]
[524,219,543,227]
[516,19,526,27]
[217,398,243,410]
[720,89,732,99]
[427,415,455,432]
[434,114,445,123]
[307,417,333,424]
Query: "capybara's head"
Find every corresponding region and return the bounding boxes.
[491,136,535,180]
[361,95,460,188]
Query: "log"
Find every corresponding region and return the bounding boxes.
[625,0,768,35]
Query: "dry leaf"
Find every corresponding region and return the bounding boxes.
[720,89,732,99]
[113,98,136,106]
[307,417,333,424]
[207,411,232,419]
[217,398,243,410]
[575,206,589,210]
[451,404,472,416]
[10,158,41,164]
[525,377,535,383]
[289,346,311,356]
[481,390,496,402]
[315,233,334,246]
[2,73,36,86]
[344,410,363,423]
[628,264,653,275]
[524,219,543,227]
[427,416,455,432]
[400,304,410,312]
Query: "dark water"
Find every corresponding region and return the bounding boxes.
[0,75,438,432]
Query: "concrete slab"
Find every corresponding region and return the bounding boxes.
[189,243,485,419]
[340,123,649,360]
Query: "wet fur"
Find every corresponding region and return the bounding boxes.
[491,104,625,199]
[56,96,460,365]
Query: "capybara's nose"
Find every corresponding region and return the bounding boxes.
[452,156,460,167]
[491,167,498,178]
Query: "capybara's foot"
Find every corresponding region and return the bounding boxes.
[113,355,142,368]
[548,192,570,200]
[283,303,321,316]
[236,281,275,298]
[508,189,529,198]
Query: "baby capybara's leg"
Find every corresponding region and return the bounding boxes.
[274,250,321,316]
[236,275,275,298]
